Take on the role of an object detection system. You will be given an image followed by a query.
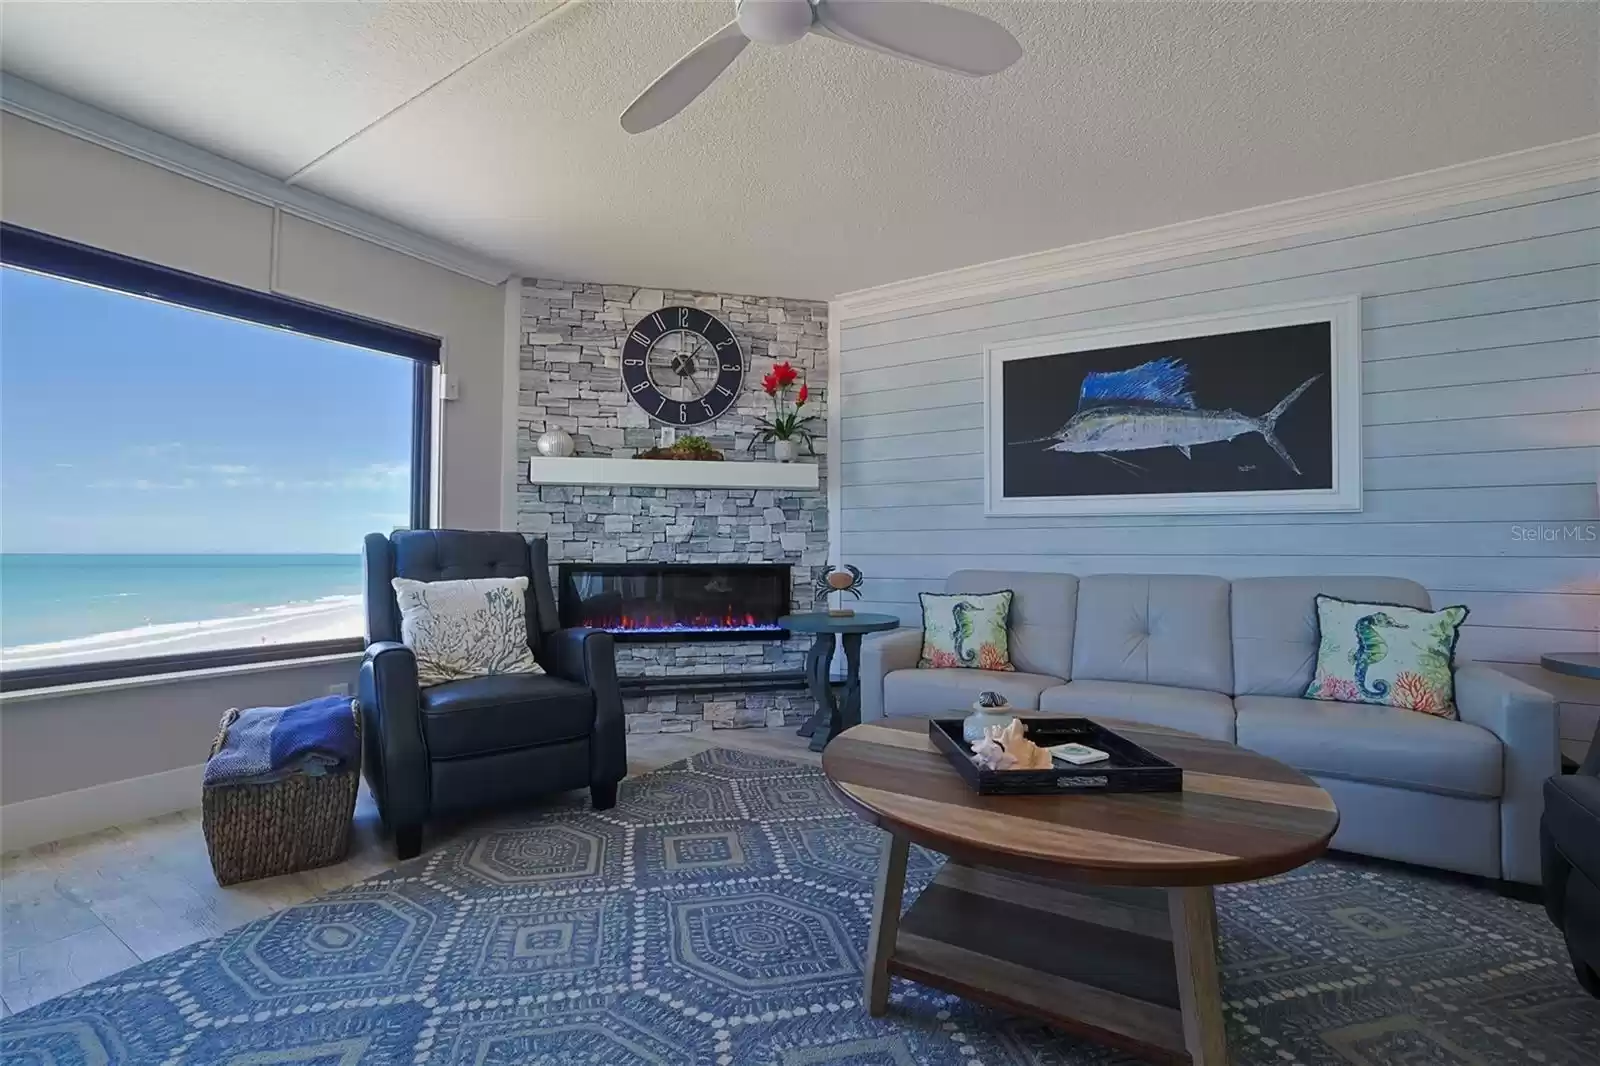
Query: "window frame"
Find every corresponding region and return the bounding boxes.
[0,223,437,693]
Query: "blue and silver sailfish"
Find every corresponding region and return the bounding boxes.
[1016,357,1321,474]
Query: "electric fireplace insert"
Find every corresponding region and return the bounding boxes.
[557,563,791,643]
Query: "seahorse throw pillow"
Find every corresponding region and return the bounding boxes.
[917,590,1015,672]
[1304,595,1469,718]
[391,576,544,687]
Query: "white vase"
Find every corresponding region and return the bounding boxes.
[962,707,1013,745]
[773,439,797,463]
[536,429,575,457]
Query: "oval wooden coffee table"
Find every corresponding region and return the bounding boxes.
[822,716,1339,1066]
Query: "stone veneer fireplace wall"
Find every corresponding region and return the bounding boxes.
[516,278,830,734]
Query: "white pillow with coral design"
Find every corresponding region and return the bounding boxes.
[1303,595,1468,718]
[391,576,544,687]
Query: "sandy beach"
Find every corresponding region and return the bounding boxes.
[0,595,364,669]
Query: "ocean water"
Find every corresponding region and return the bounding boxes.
[0,554,364,649]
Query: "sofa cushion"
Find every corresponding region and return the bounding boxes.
[392,576,544,686]
[1235,694,1502,799]
[947,570,1077,680]
[1304,596,1469,716]
[883,668,1062,717]
[1231,577,1431,697]
[917,590,1015,671]
[1039,680,1236,741]
[1072,574,1232,693]
[420,673,594,759]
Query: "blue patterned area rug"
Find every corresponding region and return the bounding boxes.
[4,748,1597,1065]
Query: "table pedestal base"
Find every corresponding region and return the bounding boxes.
[866,838,1226,1065]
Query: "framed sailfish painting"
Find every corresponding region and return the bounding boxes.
[983,298,1362,516]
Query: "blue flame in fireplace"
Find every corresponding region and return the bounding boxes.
[592,621,787,636]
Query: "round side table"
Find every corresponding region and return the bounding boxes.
[779,612,901,751]
[1542,653,1600,682]
[1541,653,1600,772]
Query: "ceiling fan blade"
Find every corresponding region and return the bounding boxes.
[621,21,750,134]
[811,0,1021,77]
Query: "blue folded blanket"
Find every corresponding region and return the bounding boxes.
[204,695,359,786]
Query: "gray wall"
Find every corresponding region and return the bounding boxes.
[836,180,1599,681]
[0,115,510,810]
[0,659,358,806]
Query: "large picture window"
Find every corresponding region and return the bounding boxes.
[0,225,437,690]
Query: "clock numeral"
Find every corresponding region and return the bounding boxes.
[629,330,652,346]
[631,381,650,393]
[649,313,664,333]
[679,308,690,328]
[701,400,715,417]
[655,397,667,415]
[677,404,689,424]
[720,363,740,372]
[715,338,735,349]
[714,384,734,397]
[623,358,644,366]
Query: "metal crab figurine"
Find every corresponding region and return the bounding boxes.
[813,564,864,606]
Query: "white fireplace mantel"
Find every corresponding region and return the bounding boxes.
[527,456,819,491]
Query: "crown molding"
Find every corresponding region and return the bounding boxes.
[832,134,1600,321]
[0,74,515,286]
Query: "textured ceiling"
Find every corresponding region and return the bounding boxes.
[2,1,1596,299]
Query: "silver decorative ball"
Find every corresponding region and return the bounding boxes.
[536,429,575,458]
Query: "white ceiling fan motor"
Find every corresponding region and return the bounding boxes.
[736,0,814,46]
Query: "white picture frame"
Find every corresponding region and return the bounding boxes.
[983,297,1362,516]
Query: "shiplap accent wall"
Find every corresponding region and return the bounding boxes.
[836,180,1599,682]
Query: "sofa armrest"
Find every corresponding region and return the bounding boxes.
[1455,661,1561,884]
[859,628,922,722]
[358,642,429,831]
[547,627,626,786]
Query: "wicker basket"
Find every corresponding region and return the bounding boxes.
[202,704,361,886]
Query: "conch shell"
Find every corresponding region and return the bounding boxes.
[970,717,1053,771]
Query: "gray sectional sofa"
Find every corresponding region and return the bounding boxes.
[860,570,1561,885]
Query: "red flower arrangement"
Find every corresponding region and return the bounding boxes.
[750,360,819,455]
[760,361,799,395]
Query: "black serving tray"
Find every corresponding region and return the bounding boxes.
[929,717,1183,796]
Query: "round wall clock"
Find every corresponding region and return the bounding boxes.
[621,305,743,426]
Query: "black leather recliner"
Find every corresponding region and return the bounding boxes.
[359,530,626,858]
[1542,720,1600,996]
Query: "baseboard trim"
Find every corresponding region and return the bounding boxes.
[0,761,206,853]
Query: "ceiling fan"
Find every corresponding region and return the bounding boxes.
[620,0,1022,134]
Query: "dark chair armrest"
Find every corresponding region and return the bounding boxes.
[358,642,429,830]
[1543,774,1600,931]
[1546,774,1600,876]
[546,627,627,786]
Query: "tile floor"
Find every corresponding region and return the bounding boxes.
[0,724,820,1014]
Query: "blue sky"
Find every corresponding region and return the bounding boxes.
[0,265,415,553]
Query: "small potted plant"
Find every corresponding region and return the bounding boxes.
[750,361,818,462]
[637,435,723,461]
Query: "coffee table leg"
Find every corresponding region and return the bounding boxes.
[864,832,909,1016]
[1168,886,1227,1066]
